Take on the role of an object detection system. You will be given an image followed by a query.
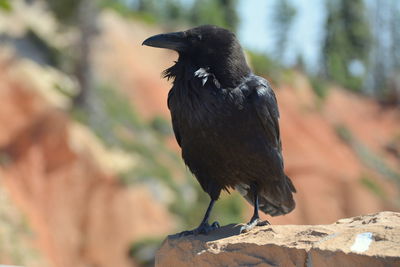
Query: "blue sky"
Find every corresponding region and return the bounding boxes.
[238,0,326,71]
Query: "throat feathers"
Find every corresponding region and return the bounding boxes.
[194,68,221,88]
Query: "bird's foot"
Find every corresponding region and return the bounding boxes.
[174,221,220,237]
[240,218,270,234]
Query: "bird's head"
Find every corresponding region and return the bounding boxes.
[143,25,251,88]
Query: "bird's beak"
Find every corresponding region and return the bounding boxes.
[142,31,187,52]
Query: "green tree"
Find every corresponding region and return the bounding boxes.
[271,0,296,59]
[390,1,400,105]
[44,0,98,108]
[45,0,81,23]
[162,0,187,26]
[322,0,371,91]
[220,0,239,31]
[190,0,239,32]
[136,0,156,13]
[0,0,11,11]
[366,0,400,104]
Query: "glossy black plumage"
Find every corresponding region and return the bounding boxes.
[143,25,296,234]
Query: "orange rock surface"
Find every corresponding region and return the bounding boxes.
[0,54,174,267]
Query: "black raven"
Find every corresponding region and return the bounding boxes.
[143,25,296,235]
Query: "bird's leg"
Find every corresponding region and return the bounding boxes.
[176,198,220,236]
[240,184,270,233]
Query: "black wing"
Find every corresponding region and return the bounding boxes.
[249,78,282,153]
[167,89,182,147]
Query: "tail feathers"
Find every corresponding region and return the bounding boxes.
[258,193,295,216]
[260,175,296,216]
[286,175,297,193]
[237,175,296,217]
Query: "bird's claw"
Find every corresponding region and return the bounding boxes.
[174,221,220,237]
[240,218,270,234]
[211,221,220,228]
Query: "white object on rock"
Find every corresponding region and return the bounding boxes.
[351,232,373,253]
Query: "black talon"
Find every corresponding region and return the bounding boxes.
[211,221,220,228]
[175,221,220,237]
[240,218,270,233]
[174,198,219,237]
[196,221,220,235]
[240,184,270,234]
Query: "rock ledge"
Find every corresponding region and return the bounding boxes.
[156,211,400,267]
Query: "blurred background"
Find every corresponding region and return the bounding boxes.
[0,0,399,266]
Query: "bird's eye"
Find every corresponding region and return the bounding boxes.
[189,35,202,43]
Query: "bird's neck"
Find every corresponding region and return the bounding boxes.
[164,56,251,89]
[211,60,251,88]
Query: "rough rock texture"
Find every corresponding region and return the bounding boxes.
[156,212,400,267]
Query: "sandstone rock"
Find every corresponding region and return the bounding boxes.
[156,211,400,267]
[0,47,175,267]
